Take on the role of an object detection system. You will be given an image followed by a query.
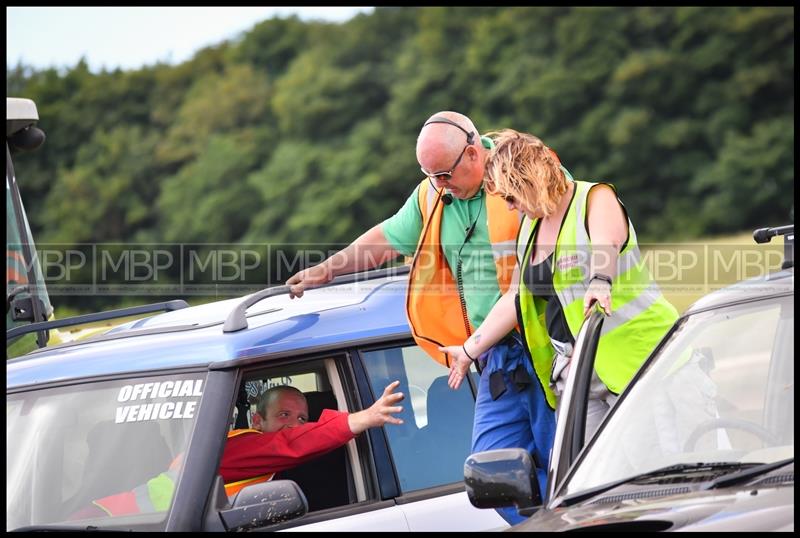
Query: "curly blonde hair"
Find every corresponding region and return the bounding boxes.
[484,129,568,217]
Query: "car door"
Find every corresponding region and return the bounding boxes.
[546,307,606,500]
[216,352,411,532]
[211,340,507,531]
[282,341,506,531]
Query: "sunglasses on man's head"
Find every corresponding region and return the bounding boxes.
[420,143,470,182]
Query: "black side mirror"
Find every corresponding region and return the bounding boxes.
[6,284,30,316]
[8,125,46,153]
[464,448,542,516]
[9,288,47,322]
[219,479,308,531]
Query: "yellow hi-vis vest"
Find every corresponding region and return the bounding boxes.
[517,179,678,409]
[406,179,520,367]
[223,429,275,498]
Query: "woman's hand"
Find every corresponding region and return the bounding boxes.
[583,278,612,317]
[438,345,474,390]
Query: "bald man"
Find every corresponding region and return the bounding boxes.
[285,112,556,525]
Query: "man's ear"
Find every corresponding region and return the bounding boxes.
[250,412,264,431]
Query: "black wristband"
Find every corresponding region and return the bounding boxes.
[462,344,476,362]
[590,273,613,288]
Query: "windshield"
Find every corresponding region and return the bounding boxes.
[563,294,794,497]
[7,372,205,531]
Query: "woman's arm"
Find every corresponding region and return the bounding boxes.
[584,184,628,316]
[439,266,520,389]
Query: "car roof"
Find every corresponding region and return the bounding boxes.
[684,268,793,314]
[7,273,410,389]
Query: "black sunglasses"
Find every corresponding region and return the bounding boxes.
[420,144,470,182]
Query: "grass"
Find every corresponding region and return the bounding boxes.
[641,231,787,313]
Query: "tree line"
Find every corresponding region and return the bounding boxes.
[7,7,794,310]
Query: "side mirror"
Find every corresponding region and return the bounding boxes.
[464,448,542,516]
[219,480,308,531]
[6,285,30,316]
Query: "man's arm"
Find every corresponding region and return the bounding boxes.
[220,411,354,482]
[286,224,401,298]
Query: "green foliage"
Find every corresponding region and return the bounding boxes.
[158,133,262,243]
[691,117,794,234]
[157,63,272,167]
[6,7,794,312]
[272,49,377,139]
[40,125,159,243]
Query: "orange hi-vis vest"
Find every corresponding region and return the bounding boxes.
[223,429,275,498]
[406,179,520,367]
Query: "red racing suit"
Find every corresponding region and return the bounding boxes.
[219,409,354,484]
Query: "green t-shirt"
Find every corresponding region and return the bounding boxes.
[381,182,501,328]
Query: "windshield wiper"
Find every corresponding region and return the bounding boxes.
[559,461,750,507]
[703,457,794,490]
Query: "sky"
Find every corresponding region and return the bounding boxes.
[7,6,374,73]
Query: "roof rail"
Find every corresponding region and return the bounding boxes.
[753,224,794,270]
[6,300,190,345]
[223,264,410,333]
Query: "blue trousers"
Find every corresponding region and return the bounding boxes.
[471,338,556,526]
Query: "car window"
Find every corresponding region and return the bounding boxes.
[563,295,794,496]
[7,372,205,531]
[360,344,475,492]
[232,358,358,514]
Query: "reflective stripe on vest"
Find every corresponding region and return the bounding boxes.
[223,429,275,497]
[406,179,521,366]
[518,179,678,406]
